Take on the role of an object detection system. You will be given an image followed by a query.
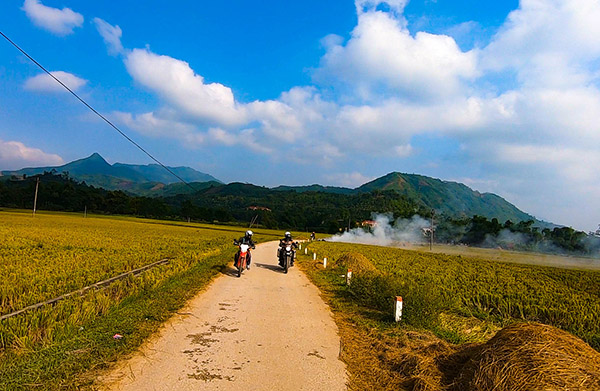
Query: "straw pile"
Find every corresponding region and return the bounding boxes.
[449,322,600,391]
[338,321,600,391]
[335,252,378,273]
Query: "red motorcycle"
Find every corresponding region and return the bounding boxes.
[234,241,254,277]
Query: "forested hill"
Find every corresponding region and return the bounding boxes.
[0,153,220,194]
[1,173,593,255]
[356,172,537,224]
[2,154,536,224]
[0,172,430,232]
[272,172,538,225]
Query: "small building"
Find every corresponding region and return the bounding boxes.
[361,220,376,227]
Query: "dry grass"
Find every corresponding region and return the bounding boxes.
[411,243,600,272]
[335,252,378,273]
[451,322,600,391]
[336,313,600,391]
[299,248,600,391]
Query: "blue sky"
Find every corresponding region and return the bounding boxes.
[1,0,599,232]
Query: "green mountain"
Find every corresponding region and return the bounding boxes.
[135,181,223,197]
[1,154,540,224]
[273,172,539,224]
[113,162,218,185]
[356,172,536,223]
[1,153,221,195]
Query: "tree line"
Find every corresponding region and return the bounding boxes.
[436,215,600,255]
[0,172,429,231]
[1,172,597,256]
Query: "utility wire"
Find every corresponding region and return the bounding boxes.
[0,30,197,193]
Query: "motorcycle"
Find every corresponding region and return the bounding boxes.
[234,240,254,277]
[278,241,297,274]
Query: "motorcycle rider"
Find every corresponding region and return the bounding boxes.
[234,230,256,269]
[278,231,298,267]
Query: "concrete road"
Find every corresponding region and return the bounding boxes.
[101,241,347,391]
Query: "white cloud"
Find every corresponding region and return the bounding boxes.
[317,9,478,101]
[111,111,205,147]
[22,0,83,36]
[320,34,344,49]
[207,127,236,146]
[482,0,600,87]
[495,144,600,183]
[93,18,124,56]
[206,127,272,154]
[0,139,64,170]
[355,0,408,15]
[91,3,600,230]
[24,71,87,92]
[112,111,272,154]
[394,144,413,157]
[287,140,343,166]
[124,48,247,127]
[325,171,374,188]
[247,100,302,141]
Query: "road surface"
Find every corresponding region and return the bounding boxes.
[101,241,347,390]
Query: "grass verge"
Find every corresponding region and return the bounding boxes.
[0,249,233,390]
[296,241,600,391]
[297,250,444,390]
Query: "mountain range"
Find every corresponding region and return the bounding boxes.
[1,153,541,224]
[1,153,221,196]
[274,173,537,224]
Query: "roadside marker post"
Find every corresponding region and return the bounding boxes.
[323,258,327,268]
[313,252,317,260]
[394,296,403,322]
[346,269,352,285]
[305,248,308,255]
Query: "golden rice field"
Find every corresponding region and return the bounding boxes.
[305,241,600,350]
[0,209,246,350]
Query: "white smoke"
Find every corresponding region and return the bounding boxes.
[483,229,529,250]
[328,214,431,246]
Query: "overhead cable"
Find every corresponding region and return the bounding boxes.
[0,30,197,192]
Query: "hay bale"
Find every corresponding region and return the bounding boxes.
[451,322,600,391]
[335,252,378,273]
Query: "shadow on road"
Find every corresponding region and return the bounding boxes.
[254,262,288,273]
[221,265,242,278]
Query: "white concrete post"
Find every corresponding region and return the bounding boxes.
[313,252,317,260]
[323,258,327,268]
[346,269,352,285]
[305,248,308,255]
[394,296,403,322]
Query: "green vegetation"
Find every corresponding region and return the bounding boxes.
[0,172,430,232]
[3,172,597,255]
[302,241,600,349]
[356,172,536,224]
[3,154,537,224]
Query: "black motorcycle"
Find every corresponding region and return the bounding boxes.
[278,242,297,274]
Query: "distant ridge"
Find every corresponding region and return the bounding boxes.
[356,172,536,223]
[1,153,221,195]
[268,172,538,224]
[1,154,540,224]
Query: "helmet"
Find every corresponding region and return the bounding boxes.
[285,231,291,239]
[246,230,253,237]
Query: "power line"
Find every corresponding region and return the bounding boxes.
[0,30,197,193]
